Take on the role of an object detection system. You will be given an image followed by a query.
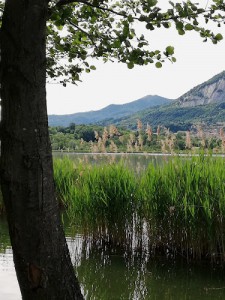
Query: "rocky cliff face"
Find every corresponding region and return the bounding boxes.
[178,71,225,107]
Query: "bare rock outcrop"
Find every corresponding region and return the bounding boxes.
[178,71,225,107]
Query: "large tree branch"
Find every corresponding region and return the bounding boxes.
[55,0,128,18]
[53,0,221,25]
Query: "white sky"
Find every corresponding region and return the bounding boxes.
[46,1,225,115]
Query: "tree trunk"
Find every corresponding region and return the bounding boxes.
[0,1,83,299]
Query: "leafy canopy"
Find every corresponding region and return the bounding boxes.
[1,0,225,85]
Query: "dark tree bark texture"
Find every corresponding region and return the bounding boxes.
[0,0,83,299]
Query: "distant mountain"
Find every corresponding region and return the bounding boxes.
[49,71,225,130]
[48,95,173,127]
[178,71,225,107]
[101,71,225,131]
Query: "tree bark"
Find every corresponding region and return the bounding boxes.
[0,1,83,299]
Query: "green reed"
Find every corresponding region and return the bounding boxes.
[138,155,225,260]
[54,155,225,261]
[54,157,137,243]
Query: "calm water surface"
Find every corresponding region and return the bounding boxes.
[1,217,225,300]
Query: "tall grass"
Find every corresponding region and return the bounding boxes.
[54,155,225,262]
[54,158,137,245]
[139,155,225,261]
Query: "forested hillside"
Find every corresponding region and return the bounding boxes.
[103,102,225,131]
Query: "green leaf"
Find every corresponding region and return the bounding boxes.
[155,62,162,68]
[90,65,96,70]
[127,15,134,22]
[178,29,185,35]
[215,33,223,41]
[146,23,154,30]
[185,24,194,31]
[127,62,134,69]
[176,21,183,31]
[166,46,174,56]
[112,40,122,48]
[193,20,199,26]
[147,0,158,7]
[163,22,171,29]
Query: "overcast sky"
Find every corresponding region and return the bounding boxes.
[46,1,225,115]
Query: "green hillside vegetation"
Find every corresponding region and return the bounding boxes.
[102,102,225,132]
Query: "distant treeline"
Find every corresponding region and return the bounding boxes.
[49,122,225,153]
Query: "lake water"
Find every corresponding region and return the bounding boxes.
[1,216,225,300]
[1,153,225,299]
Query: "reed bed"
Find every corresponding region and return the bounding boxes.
[54,155,225,262]
[54,158,137,244]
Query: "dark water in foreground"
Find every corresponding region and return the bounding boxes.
[1,217,225,300]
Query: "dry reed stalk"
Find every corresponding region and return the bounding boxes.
[126,141,133,152]
[97,137,106,153]
[156,125,160,137]
[161,140,167,153]
[135,141,139,152]
[94,130,100,141]
[196,125,206,148]
[119,136,124,143]
[129,133,135,144]
[197,125,203,138]
[138,134,143,150]
[102,127,109,142]
[146,123,152,142]
[169,134,176,153]
[185,130,192,149]
[110,140,118,153]
[137,119,143,131]
[109,125,119,137]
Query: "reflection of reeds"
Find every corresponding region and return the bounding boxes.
[54,155,225,262]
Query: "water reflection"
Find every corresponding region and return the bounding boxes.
[67,233,225,300]
[53,152,167,174]
[1,217,225,300]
